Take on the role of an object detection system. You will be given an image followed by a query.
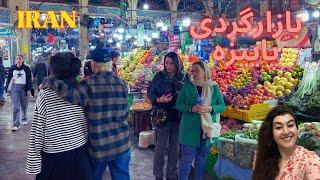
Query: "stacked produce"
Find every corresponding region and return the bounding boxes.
[120,49,145,85]
[120,49,154,88]
[279,48,299,67]
[130,101,152,111]
[297,123,320,155]
[212,64,238,93]
[286,62,320,117]
[224,82,273,109]
[220,119,243,134]
[231,69,253,89]
[219,131,237,161]
[234,122,260,168]
[263,70,299,97]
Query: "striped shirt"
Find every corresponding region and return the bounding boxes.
[85,71,130,162]
[26,89,88,174]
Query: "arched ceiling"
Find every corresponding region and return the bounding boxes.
[137,0,170,11]
[178,0,205,13]
[31,0,207,13]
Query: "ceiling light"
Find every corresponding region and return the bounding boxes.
[143,3,149,10]
[182,17,191,27]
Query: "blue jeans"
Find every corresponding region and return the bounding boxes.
[179,137,210,180]
[10,84,28,127]
[91,150,131,180]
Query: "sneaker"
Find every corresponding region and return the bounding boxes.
[22,121,28,125]
[12,126,20,131]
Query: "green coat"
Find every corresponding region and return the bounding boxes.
[175,82,225,147]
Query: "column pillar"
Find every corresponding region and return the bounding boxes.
[127,0,138,26]
[8,0,30,62]
[79,0,89,60]
[167,0,180,26]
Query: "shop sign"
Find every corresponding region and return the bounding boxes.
[17,10,77,29]
[189,7,303,67]
[0,28,14,36]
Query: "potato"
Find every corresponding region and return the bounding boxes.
[304,123,312,131]
[309,129,317,135]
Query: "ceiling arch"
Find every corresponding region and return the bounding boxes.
[137,0,170,11]
[177,0,205,13]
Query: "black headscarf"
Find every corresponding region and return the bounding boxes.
[162,52,188,84]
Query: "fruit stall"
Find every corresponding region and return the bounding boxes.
[117,34,320,179]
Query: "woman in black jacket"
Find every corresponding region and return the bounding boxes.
[148,52,190,180]
[5,54,33,130]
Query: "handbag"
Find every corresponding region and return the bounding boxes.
[151,107,168,127]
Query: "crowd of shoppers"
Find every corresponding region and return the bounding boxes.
[0,48,317,180]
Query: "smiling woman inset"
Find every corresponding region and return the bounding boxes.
[253,106,320,180]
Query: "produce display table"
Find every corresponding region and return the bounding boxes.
[214,157,253,180]
[131,109,152,135]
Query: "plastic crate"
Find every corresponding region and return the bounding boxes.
[221,106,230,117]
[228,104,270,122]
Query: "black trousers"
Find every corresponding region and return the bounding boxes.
[36,144,92,180]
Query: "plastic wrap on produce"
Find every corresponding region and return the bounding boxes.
[218,137,235,161]
[234,134,257,168]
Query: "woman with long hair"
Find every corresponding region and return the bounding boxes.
[26,52,92,180]
[148,52,190,180]
[176,61,225,180]
[253,106,320,180]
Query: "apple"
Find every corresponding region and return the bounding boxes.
[278,81,286,86]
[276,91,284,97]
[277,85,285,92]
[284,82,294,89]
[273,76,281,82]
[284,72,292,79]
[256,84,263,89]
[277,70,284,77]
[264,81,271,87]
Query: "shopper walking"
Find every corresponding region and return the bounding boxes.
[26,52,92,180]
[0,58,5,105]
[253,106,320,180]
[148,52,190,180]
[84,47,130,180]
[176,61,225,180]
[5,55,32,130]
[33,55,48,91]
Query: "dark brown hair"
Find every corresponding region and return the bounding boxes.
[192,61,205,71]
[50,52,81,80]
[253,105,297,180]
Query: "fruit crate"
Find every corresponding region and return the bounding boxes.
[221,106,230,117]
[228,104,270,122]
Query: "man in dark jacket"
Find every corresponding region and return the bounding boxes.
[0,58,5,105]
[33,55,48,90]
[5,54,33,131]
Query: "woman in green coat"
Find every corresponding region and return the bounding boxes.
[176,61,225,180]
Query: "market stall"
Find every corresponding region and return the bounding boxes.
[103,3,320,178]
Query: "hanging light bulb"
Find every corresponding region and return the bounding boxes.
[182,17,191,27]
[313,10,320,18]
[143,3,149,10]
[156,21,163,27]
[161,26,168,31]
[297,10,309,22]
